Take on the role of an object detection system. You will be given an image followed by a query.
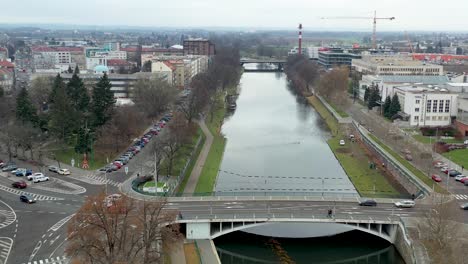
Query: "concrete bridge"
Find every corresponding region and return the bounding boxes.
[240,58,287,72]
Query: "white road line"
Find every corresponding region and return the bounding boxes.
[25,256,68,264]
[49,214,75,232]
[0,237,13,264]
[0,199,16,229]
[0,184,64,201]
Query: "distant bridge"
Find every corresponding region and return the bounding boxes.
[240,58,287,72]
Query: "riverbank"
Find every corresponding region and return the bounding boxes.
[306,95,401,198]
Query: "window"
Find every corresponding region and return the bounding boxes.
[415,108,420,112]
[439,100,444,113]
[432,116,437,121]
[415,100,420,104]
[444,116,449,121]
[438,116,443,121]
[445,100,450,113]
[414,116,419,122]
[427,100,432,113]
[432,100,438,112]
[426,116,431,121]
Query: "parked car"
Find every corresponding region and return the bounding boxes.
[12,180,27,189]
[440,166,450,173]
[455,175,467,181]
[448,170,462,177]
[461,177,468,184]
[113,161,124,167]
[32,175,49,183]
[432,174,442,182]
[14,168,32,177]
[433,161,446,168]
[99,166,113,173]
[48,165,59,173]
[27,172,44,181]
[465,181,468,186]
[141,138,150,143]
[461,203,468,210]
[20,194,36,204]
[0,160,4,167]
[394,200,415,208]
[441,167,454,174]
[2,164,18,172]
[339,139,345,146]
[359,199,377,206]
[58,168,70,175]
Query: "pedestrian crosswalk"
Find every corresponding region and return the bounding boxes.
[0,210,16,229]
[24,256,68,264]
[454,194,468,200]
[0,184,64,201]
[85,174,122,187]
[0,237,13,264]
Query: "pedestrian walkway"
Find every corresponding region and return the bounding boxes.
[169,239,186,264]
[196,239,221,264]
[32,178,86,195]
[183,119,213,194]
[0,184,64,201]
[83,173,122,187]
[0,210,16,229]
[23,256,68,264]
[454,194,468,201]
[0,237,13,264]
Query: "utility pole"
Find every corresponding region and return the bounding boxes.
[154,150,158,196]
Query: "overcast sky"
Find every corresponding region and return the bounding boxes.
[1,0,467,31]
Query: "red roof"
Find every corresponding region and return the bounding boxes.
[163,61,176,71]
[107,59,131,67]
[412,53,468,62]
[32,46,83,53]
[0,60,14,68]
[0,47,7,52]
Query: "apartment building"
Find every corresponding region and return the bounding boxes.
[455,94,468,136]
[318,48,361,68]
[86,50,127,71]
[0,47,8,60]
[352,54,443,76]
[151,55,208,88]
[183,39,215,56]
[32,46,84,72]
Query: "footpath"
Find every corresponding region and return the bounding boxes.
[183,119,213,194]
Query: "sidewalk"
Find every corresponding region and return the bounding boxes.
[183,119,213,194]
[196,239,221,264]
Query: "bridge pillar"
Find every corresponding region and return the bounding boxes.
[186,222,211,239]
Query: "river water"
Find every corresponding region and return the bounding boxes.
[213,70,405,263]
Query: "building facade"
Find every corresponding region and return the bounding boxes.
[393,85,458,127]
[352,54,443,76]
[318,49,361,68]
[183,39,215,56]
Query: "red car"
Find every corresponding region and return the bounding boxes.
[112,162,122,169]
[12,180,27,189]
[460,177,468,184]
[432,174,442,182]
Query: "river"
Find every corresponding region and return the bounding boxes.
[212,70,405,263]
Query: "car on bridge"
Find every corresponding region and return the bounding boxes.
[394,200,415,208]
[359,199,377,206]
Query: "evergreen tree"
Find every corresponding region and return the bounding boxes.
[67,65,73,74]
[49,74,66,104]
[0,85,4,97]
[367,85,381,110]
[67,71,89,112]
[389,93,401,117]
[74,65,80,74]
[363,87,370,102]
[16,87,38,124]
[49,76,78,139]
[383,96,392,118]
[75,126,92,154]
[91,73,115,127]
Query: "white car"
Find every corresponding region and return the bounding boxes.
[440,166,450,172]
[58,168,70,175]
[32,175,49,183]
[433,161,446,168]
[455,175,467,181]
[394,200,415,208]
[339,139,345,146]
[27,172,44,181]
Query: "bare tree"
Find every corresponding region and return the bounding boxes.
[179,81,209,123]
[66,192,181,264]
[317,66,349,106]
[133,76,177,119]
[29,76,53,112]
[418,197,467,264]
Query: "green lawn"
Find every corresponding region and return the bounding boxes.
[194,102,227,194]
[307,96,399,198]
[443,149,468,170]
[369,134,448,194]
[177,133,206,195]
[51,146,107,170]
[413,135,464,144]
[328,101,350,118]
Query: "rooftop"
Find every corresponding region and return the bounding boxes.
[32,46,83,53]
[107,59,132,67]
[395,84,457,94]
[0,60,14,68]
[377,75,450,84]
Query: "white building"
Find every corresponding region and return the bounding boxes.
[288,47,308,57]
[393,84,458,127]
[352,54,443,76]
[358,75,450,101]
[86,51,127,71]
[151,61,175,85]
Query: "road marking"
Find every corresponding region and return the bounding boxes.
[0,200,16,229]
[29,240,42,261]
[49,214,75,232]
[454,194,468,200]
[0,237,13,264]
[49,235,61,246]
[0,184,64,201]
[32,178,86,195]
[24,256,68,264]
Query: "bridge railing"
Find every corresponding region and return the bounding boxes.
[175,191,361,198]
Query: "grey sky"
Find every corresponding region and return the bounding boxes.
[1,0,467,31]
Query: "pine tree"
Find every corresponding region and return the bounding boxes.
[91,73,115,127]
[16,87,38,124]
[67,71,89,112]
[383,96,392,118]
[75,126,92,154]
[389,93,401,117]
[367,85,381,110]
[74,65,80,74]
[67,65,73,74]
[49,76,78,139]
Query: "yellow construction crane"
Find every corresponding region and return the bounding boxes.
[321,11,395,49]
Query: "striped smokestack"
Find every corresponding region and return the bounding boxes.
[298,23,302,55]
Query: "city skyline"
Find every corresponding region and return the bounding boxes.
[1,0,468,31]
